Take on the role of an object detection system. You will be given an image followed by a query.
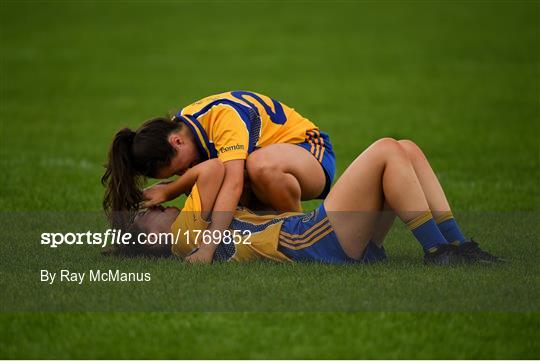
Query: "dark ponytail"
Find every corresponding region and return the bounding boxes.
[101,117,183,228]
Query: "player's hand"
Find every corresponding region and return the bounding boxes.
[185,246,214,264]
[141,183,171,208]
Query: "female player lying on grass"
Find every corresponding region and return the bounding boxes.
[102,91,336,263]
[107,138,501,265]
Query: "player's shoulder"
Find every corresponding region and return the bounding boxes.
[180,91,237,115]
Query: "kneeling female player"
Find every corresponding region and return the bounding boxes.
[102,90,335,262]
[106,138,501,264]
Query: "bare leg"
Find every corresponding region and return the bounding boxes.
[397,140,451,220]
[371,201,396,247]
[370,139,453,247]
[394,139,502,262]
[324,138,430,259]
[246,144,326,212]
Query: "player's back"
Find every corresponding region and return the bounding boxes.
[179,90,318,148]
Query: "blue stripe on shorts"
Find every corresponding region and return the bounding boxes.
[296,131,336,199]
[278,204,387,264]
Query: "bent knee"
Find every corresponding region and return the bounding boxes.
[398,139,423,160]
[246,154,282,181]
[372,137,407,158]
[375,137,399,148]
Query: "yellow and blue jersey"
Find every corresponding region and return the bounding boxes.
[174,90,337,197]
[175,90,318,162]
[170,184,297,262]
[170,184,387,264]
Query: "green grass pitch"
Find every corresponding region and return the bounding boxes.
[0,1,539,359]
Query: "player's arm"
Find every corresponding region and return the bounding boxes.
[142,159,224,215]
[185,107,248,263]
[184,159,244,263]
[194,159,226,220]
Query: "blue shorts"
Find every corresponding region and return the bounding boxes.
[296,130,336,199]
[278,204,387,264]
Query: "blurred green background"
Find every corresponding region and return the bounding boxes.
[1,1,538,359]
[1,1,537,212]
